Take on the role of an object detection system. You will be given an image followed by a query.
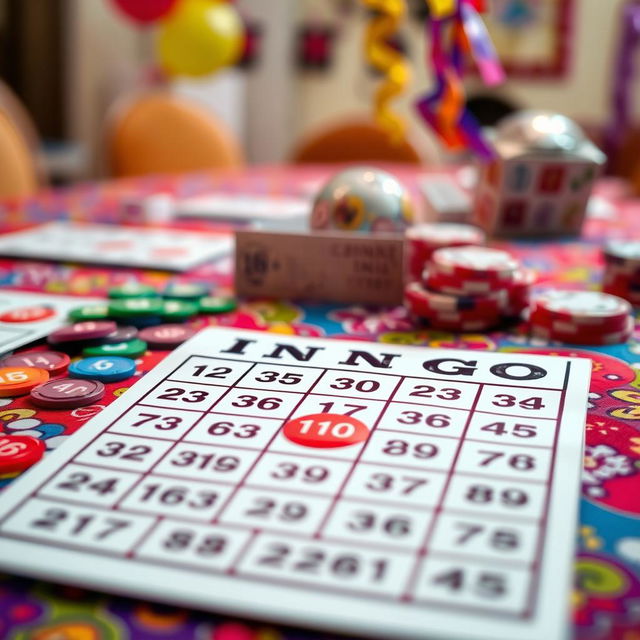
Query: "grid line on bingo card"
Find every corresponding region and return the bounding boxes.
[112,359,263,516]
[213,365,331,532]
[312,373,405,539]
[522,361,571,618]
[400,380,484,601]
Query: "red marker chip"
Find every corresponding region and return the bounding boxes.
[283,413,369,449]
[0,434,45,473]
[30,377,105,409]
[0,350,70,376]
[138,324,196,349]
[48,321,117,345]
[0,306,56,323]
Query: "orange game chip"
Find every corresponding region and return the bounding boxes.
[0,367,50,397]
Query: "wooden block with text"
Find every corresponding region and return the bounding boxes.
[235,230,405,305]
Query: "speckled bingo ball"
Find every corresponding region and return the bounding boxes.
[311,166,414,233]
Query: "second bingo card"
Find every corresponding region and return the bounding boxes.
[0,328,590,640]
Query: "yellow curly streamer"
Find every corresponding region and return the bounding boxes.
[362,0,410,144]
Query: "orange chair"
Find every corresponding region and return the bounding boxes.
[105,92,244,178]
[0,109,39,199]
[0,80,40,156]
[291,117,423,165]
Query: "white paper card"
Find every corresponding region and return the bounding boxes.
[0,328,589,640]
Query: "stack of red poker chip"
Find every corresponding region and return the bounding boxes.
[530,290,633,345]
[602,241,640,306]
[406,223,486,281]
[404,246,533,332]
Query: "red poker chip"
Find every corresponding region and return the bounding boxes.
[0,350,70,376]
[423,268,496,296]
[30,377,106,409]
[407,279,508,314]
[431,246,519,282]
[48,321,118,345]
[427,317,500,332]
[404,283,503,327]
[407,224,486,282]
[603,240,640,267]
[530,306,630,333]
[603,284,640,307]
[0,434,45,473]
[532,290,631,327]
[532,317,634,346]
[138,324,196,349]
[0,306,56,323]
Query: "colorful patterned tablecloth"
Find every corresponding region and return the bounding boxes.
[0,166,638,640]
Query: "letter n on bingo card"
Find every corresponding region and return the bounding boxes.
[0,328,590,640]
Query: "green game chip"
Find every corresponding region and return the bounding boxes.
[82,338,148,358]
[163,282,210,300]
[199,296,238,314]
[109,298,164,318]
[161,300,199,321]
[108,283,159,299]
[68,304,110,322]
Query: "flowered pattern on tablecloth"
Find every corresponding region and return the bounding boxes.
[0,167,638,640]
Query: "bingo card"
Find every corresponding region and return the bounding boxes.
[0,222,232,271]
[0,328,590,640]
[0,290,102,356]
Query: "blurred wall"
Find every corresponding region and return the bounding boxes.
[63,0,629,172]
[294,0,626,161]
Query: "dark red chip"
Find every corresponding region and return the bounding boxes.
[48,321,117,345]
[30,377,106,409]
[0,350,70,376]
[0,434,45,473]
[138,324,196,349]
[102,326,139,344]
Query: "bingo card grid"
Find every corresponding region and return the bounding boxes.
[0,329,589,640]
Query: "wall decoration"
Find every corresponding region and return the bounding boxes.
[484,0,575,78]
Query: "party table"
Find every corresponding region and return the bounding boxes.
[0,165,638,640]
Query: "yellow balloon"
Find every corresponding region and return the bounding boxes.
[157,0,244,77]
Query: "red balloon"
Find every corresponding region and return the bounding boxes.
[111,0,179,24]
